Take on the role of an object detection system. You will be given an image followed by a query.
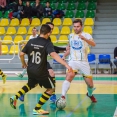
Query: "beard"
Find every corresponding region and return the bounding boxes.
[74,30,81,34]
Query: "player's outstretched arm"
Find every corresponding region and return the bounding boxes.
[54,46,66,53]
[0,41,2,55]
[50,52,73,72]
[63,45,70,60]
[20,52,27,68]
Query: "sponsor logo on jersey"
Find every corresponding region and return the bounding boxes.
[71,40,83,50]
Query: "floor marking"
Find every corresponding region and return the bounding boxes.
[113,107,117,117]
[66,96,88,117]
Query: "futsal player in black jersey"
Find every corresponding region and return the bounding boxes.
[18,22,66,102]
[10,24,72,115]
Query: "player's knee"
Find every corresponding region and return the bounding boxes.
[46,88,55,94]
[66,72,75,82]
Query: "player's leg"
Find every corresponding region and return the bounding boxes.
[18,93,25,102]
[15,69,27,78]
[48,69,56,103]
[80,61,97,102]
[0,69,7,84]
[18,69,27,101]
[47,62,57,102]
[61,61,77,99]
[10,77,38,109]
[33,76,55,115]
[18,70,55,103]
[18,69,29,102]
[84,76,97,102]
[113,59,117,74]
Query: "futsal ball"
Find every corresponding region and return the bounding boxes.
[56,98,66,110]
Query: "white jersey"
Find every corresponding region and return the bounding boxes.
[29,34,38,39]
[68,32,93,61]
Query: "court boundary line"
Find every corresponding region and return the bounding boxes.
[66,96,88,117]
[113,107,117,117]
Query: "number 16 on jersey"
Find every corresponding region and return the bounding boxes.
[30,51,41,64]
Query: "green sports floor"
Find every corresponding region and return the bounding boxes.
[0,75,117,117]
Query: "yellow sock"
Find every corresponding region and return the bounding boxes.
[0,69,6,77]
[35,92,52,110]
[15,84,31,99]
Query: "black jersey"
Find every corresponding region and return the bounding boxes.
[22,37,55,79]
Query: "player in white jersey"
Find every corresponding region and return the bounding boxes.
[60,19,97,103]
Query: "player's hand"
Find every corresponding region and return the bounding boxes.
[79,35,86,41]
[65,64,73,73]
[0,51,2,55]
[1,5,4,8]
[22,63,27,69]
[21,11,24,14]
[21,44,25,47]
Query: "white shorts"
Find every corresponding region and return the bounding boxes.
[68,60,92,78]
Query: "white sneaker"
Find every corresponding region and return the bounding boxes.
[15,73,23,78]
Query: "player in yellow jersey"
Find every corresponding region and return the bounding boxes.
[60,19,97,103]
[0,41,7,84]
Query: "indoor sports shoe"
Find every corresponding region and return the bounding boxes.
[10,96,17,109]
[49,94,57,103]
[2,75,7,84]
[61,95,66,100]
[86,93,97,103]
[56,96,66,104]
[19,95,25,102]
[15,73,23,78]
[33,109,49,115]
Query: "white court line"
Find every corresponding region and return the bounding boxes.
[66,96,88,117]
[113,107,117,117]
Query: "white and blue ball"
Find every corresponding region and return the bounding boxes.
[56,98,66,110]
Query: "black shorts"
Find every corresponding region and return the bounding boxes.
[47,62,52,70]
[27,73,56,89]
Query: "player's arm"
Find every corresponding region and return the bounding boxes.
[0,41,2,55]
[54,46,66,53]
[49,37,66,53]
[20,52,27,68]
[50,52,72,72]
[84,39,96,46]
[79,35,96,46]
[47,42,72,72]
[20,41,29,68]
[62,44,70,60]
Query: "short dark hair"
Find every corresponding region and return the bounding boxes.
[26,1,30,4]
[73,19,83,26]
[40,24,51,35]
[32,27,37,30]
[46,22,54,26]
[32,27,38,31]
